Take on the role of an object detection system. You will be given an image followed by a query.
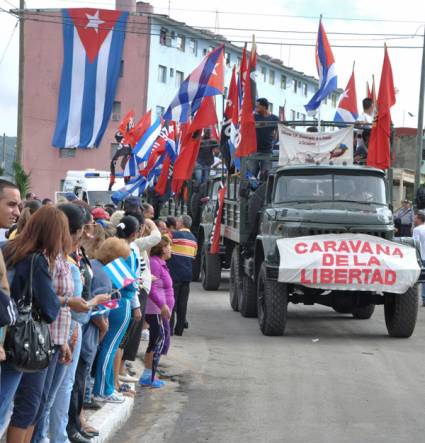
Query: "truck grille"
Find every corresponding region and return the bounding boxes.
[307,228,390,239]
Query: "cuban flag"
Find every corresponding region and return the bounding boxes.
[52,8,128,148]
[103,257,137,290]
[305,19,337,115]
[163,45,224,123]
[334,68,358,123]
[91,299,120,317]
[111,175,148,204]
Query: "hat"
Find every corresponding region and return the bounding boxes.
[91,207,110,221]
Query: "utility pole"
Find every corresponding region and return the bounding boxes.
[16,0,25,164]
[414,29,425,201]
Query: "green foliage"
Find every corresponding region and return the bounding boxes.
[13,162,31,196]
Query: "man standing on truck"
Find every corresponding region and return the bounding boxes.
[248,98,279,179]
[195,128,219,184]
[413,212,425,306]
[167,215,197,336]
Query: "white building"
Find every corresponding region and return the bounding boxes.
[146,13,341,124]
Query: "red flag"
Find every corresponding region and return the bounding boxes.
[366,81,372,99]
[367,46,396,170]
[224,65,237,120]
[155,156,171,196]
[239,43,248,93]
[172,97,217,192]
[210,184,226,254]
[118,110,135,135]
[236,53,257,158]
[123,110,152,147]
[189,96,218,132]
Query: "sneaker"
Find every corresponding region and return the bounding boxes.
[94,392,125,404]
[141,329,150,341]
[119,373,138,383]
[139,376,165,388]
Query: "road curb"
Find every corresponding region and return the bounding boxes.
[89,393,135,443]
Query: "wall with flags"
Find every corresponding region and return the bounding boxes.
[147,15,341,124]
[20,1,152,198]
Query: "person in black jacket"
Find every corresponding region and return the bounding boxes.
[0,206,73,443]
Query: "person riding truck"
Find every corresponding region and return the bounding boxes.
[248,98,279,180]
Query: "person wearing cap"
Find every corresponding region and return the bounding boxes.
[65,192,78,202]
[394,200,413,237]
[248,98,279,179]
[91,208,110,228]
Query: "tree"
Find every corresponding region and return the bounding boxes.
[13,162,31,197]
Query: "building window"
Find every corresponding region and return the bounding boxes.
[156,106,165,117]
[119,60,124,77]
[324,95,328,105]
[296,112,300,119]
[111,101,121,121]
[170,68,174,78]
[176,34,185,51]
[269,102,274,113]
[290,110,296,120]
[279,106,286,121]
[160,27,171,46]
[59,148,76,158]
[189,38,197,55]
[111,143,119,159]
[301,113,306,121]
[303,83,308,97]
[269,70,275,85]
[261,67,267,82]
[175,70,184,87]
[225,52,231,66]
[292,79,298,93]
[237,57,241,67]
[158,65,167,83]
[331,93,338,107]
[280,74,287,89]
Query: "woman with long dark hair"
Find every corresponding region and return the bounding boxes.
[0,206,73,443]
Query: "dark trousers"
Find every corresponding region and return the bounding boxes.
[67,357,90,436]
[122,289,148,361]
[171,281,190,335]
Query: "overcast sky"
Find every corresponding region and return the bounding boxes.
[0,0,424,136]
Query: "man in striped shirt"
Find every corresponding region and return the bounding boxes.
[167,215,197,336]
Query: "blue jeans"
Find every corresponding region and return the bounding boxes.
[50,324,82,443]
[194,163,210,183]
[31,348,64,441]
[0,362,23,432]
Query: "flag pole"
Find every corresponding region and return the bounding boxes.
[414,28,425,201]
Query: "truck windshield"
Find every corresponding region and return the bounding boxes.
[86,191,114,205]
[274,174,386,205]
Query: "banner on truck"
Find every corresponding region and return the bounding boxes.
[277,234,420,294]
[278,125,353,166]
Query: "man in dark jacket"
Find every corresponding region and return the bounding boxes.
[195,128,219,184]
[167,215,197,336]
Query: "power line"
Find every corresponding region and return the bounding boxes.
[153,6,425,25]
[1,8,422,49]
[0,18,18,65]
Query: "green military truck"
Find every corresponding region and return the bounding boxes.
[197,155,422,337]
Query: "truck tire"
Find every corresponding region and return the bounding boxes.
[257,263,287,336]
[201,244,221,291]
[192,243,202,282]
[229,247,241,311]
[384,287,418,338]
[239,275,257,318]
[352,304,375,319]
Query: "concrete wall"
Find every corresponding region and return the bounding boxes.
[21,3,151,198]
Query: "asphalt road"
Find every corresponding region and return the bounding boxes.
[112,273,425,443]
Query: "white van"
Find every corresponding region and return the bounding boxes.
[59,170,125,206]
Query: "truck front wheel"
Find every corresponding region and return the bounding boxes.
[239,275,258,318]
[229,247,241,311]
[384,287,418,338]
[201,244,221,291]
[257,263,287,336]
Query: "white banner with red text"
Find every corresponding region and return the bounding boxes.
[276,234,420,294]
[278,124,353,166]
